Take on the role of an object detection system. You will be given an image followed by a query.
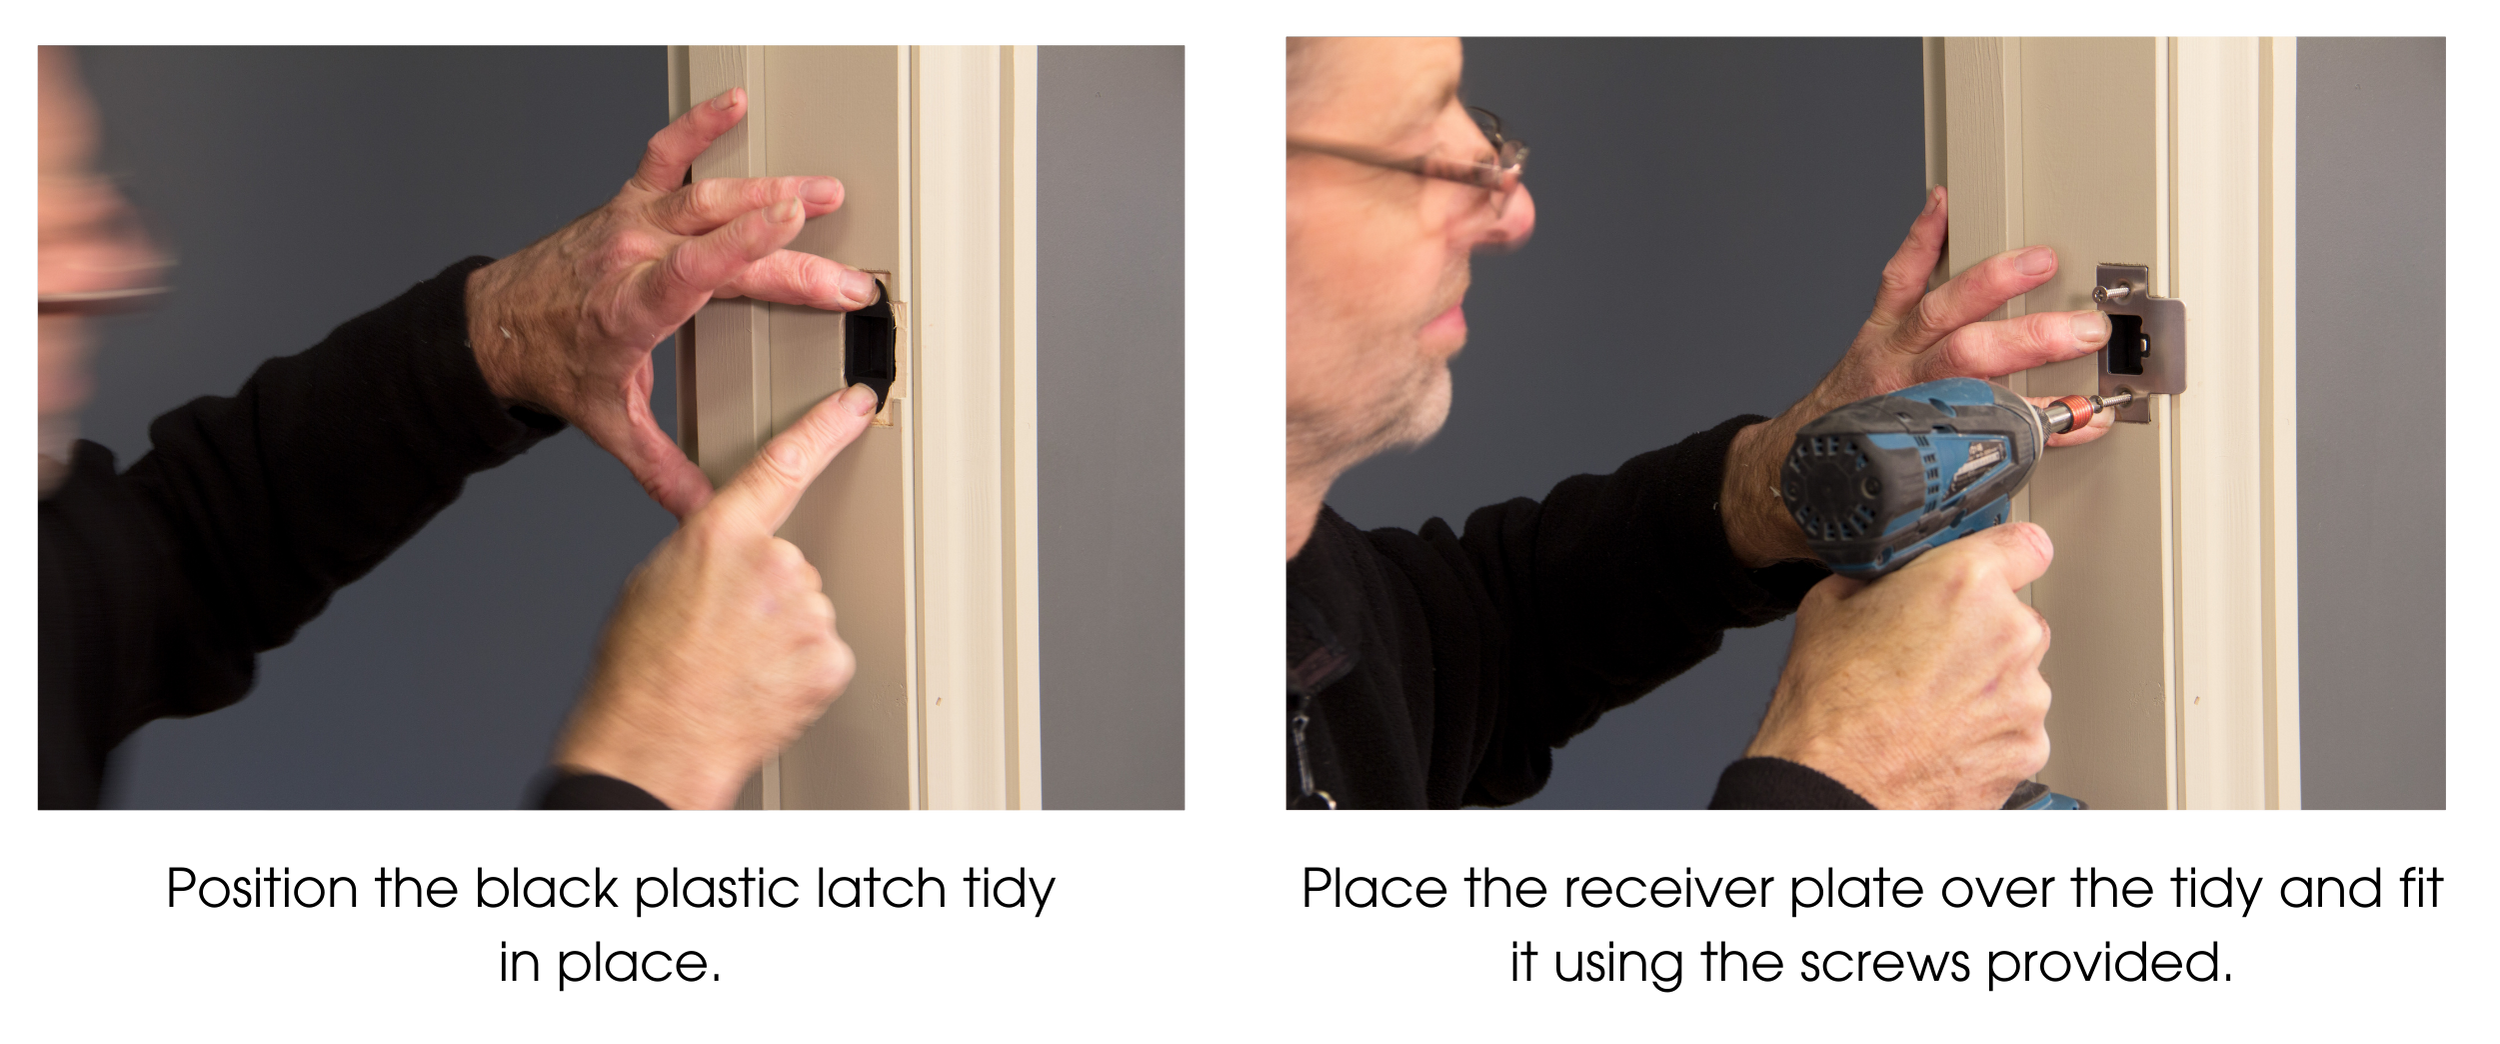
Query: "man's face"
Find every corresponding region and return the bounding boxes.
[1285,38,1536,474]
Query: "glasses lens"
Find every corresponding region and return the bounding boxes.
[1468,106,1503,148]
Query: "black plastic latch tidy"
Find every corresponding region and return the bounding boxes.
[846,279,897,411]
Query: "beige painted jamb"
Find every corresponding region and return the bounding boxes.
[765,45,923,811]
[682,46,781,808]
[1930,33,1950,293]
[675,46,930,810]
[667,48,699,467]
[1938,37,2034,546]
[1941,38,2026,326]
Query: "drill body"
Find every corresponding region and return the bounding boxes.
[1781,377,2044,580]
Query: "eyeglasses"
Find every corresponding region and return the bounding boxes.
[39,174,171,316]
[38,284,169,316]
[1288,106,1528,219]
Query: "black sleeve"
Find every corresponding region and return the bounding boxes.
[1708,757,1876,809]
[536,772,672,810]
[38,257,563,807]
[123,256,561,716]
[1364,415,1832,807]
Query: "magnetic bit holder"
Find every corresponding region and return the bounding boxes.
[2090,263,2185,424]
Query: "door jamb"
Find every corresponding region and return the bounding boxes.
[1927,37,2299,808]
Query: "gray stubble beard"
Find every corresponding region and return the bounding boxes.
[1287,348,1453,484]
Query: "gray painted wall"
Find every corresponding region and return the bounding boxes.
[2297,38,2445,809]
[1324,38,1928,808]
[1037,47,1187,808]
[81,47,677,808]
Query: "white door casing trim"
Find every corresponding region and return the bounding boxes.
[913,45,1046,810]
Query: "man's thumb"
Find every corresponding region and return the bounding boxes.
[707,384,881,534]
[1962,521,2055,590]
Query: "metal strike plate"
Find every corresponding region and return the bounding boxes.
[2091,263,2184,423]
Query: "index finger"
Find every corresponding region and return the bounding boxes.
[703,384,882,535]
[1859,186,1948,338]
[626,88,747,198]
[1883,245,2059,356]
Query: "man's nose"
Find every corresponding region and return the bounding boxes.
[1475,183,1535,253]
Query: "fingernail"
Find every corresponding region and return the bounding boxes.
[840,383,879,416]
[2023,523,2054,562]
[1922,186,1941,215]
[839,268,878,305]
[770,197,803,223]
[802,178,840,206]
[2016,246,2055,277]
[712,88,741,111]
[2070,311,2109,345]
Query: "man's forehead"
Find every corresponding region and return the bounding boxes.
[1290,38,1461,145]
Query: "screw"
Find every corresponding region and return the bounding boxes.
[2092,283,2135,304]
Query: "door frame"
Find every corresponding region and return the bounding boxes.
[669,45,1043,809]
[1926,37,2300,809]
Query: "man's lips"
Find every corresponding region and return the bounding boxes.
[1421,300,1466,340]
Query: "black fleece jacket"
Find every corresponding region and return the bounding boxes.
[1286,415,1875,810]
[38,257,658,810]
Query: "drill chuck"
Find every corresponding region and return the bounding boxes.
[2037,389,2135,436]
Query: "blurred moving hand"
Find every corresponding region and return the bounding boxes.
[553,384,881,810]
[38,46,172,492]
[464,87,881,520]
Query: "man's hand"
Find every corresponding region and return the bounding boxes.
[464,88,882,519]
[1721,186,2118,567]
[1745,522,2055,809]
[551,383,881,810]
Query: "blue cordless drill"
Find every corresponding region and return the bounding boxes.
[1778,376,2127,811]
[1780,376,2127,580]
